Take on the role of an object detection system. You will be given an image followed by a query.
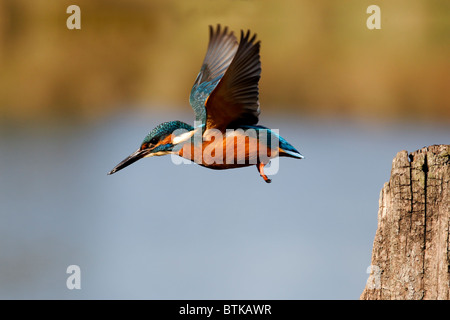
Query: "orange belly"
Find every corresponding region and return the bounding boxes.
[177,132,279,169]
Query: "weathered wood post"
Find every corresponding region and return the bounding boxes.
[361,145,450,300]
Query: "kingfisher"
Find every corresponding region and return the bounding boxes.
[108,25,303,183]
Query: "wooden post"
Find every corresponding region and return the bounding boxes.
[361,145,450,300]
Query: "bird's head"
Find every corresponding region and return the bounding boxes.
[108,121,194,175]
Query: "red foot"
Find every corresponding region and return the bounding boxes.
[257,163,272,183]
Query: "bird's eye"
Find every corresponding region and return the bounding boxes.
[150,137,158,145]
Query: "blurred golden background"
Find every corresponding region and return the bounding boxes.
[0,0,449,124]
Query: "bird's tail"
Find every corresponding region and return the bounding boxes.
[279,147,304,159]
[278,140,304,159]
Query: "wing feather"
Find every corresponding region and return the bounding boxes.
[189,25,238,126]
[205,30,261,132]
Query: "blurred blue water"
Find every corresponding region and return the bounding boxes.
[0,110,448,299]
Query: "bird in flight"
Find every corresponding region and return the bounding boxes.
[108,25,303,183]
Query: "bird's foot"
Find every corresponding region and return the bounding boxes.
[257,163,272,183]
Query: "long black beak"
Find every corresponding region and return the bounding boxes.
[108,149,150,175]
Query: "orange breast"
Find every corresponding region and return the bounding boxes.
[176,131,279,169]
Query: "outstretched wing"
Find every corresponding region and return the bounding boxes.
[189,25,238,128]
[205,29,261,132]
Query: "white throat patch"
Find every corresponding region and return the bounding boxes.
[172,129,197,145]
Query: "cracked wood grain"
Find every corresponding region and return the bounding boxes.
[361,145,450,300]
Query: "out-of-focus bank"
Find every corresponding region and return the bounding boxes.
[0,0,449,124]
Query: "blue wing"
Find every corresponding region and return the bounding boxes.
[189,25,238,128]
